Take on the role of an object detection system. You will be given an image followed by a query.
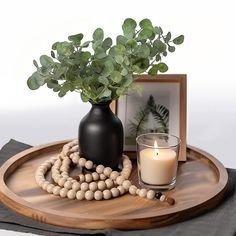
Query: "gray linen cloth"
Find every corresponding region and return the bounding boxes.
[0,139,235,236]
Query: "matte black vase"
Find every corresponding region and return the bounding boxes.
[79,101,123,168]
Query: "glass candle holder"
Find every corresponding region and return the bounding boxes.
[136,133,181,191]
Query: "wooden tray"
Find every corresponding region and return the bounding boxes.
[0,140,228,230]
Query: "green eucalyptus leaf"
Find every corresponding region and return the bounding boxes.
[104,60,114,74]
[98,88,111,98]
[154,27,160,34]
[122,18,137,39]
[122,74,133,86]
[33,60,39,69]
[81,41,90,48]
[68,33,83,45]
[153,39,167,53]
[94,47,107,59]
[165,32,171,42]
[139,29,153,40]
[81,51,91,61]
[168,46,175,52]
[110,70,122,83]
[173,35,184,45]
[40,55,54,68]
[81,91,90,102]
[139,18,153,30]
[155,54,161,62]
[157,62,168,73]
[93,28,104,41]
[148,64,159,76]
[115,55,124,64]
[116,35,127,45]
[121,68,128,76]
[163,51,167,56]
[52,42,59,50]
[137,44,150,58]
[102,37,112,50]
[98,76,109,86]
[56,42,74,56]
[51,51,56,58]
[27,72,46,90]
[126,39,137,48]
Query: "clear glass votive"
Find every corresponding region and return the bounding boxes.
[136,133,181,191]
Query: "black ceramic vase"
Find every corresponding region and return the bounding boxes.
[79,101,123,168]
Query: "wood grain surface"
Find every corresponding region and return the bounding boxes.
[0,140,228,230]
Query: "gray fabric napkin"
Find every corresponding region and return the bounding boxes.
[0,139,235,236]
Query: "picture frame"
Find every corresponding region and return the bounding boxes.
[111,74,187,161]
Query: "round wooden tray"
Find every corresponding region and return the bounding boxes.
[0,140,228,230]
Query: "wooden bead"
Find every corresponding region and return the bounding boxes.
[42,181,50,190]
[85,174,93,183]
[80,182,89,191]
[67,189,76,199]
[58,178,67,187]
[160,195,166,202]
[52,186,61,195]
[100,174,106,180]
[85,190,94,200]
[85,160,93,169]
[92,172,99,181]
[89,182,97,191]
[72,155,79,164]
[147,190,155,200]
[166,197,175,205]
[76,190,85,200]
[129,185,137,195]
[103,167,112,177]
[110,171,119,180]
[122,180,132,190]
[97,181,106,191]
[78,158,86,167]
[116,176,125,185]
[117,186,125,195]
[111,188,119,198]
[136,189,140,195]
[59,188,68,198]
[103,189,112,199]
[64,181,72,189]
[105,179,113,188]
[94,190,103,200]
[72,182,80,191]
[139,189,147,198]
[78,174,85,182]
[96,165,104,174]
[46,184,54,194]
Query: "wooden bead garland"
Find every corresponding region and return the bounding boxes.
[35,140,175,205]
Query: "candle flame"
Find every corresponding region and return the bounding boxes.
[154,140,159,156]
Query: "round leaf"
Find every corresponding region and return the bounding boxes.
[116,35,127,45]
[93,28,104,41]
[110,71,122,83]
[139,18,153,30]
[158,62,168,73]
[168,46,175,52]
[122,18,137,39]
[68,33,83,44]
[40,55,54,68]
[139,29,153,40]
[173,35,184,45]
[98,76,109,86]
[102,37,112,50]
[56,42,74,56]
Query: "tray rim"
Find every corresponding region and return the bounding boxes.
[0,140,229,229]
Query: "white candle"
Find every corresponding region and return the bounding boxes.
[139,141,177,185]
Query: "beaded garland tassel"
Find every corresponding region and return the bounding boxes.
[35,140,175,205]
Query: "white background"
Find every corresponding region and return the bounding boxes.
[0,0,235,235]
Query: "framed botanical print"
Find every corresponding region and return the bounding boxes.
[112,74,187,161]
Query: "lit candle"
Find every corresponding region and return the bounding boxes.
[139,141,177,185]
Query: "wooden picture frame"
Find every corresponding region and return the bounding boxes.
[111,74,187,161]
